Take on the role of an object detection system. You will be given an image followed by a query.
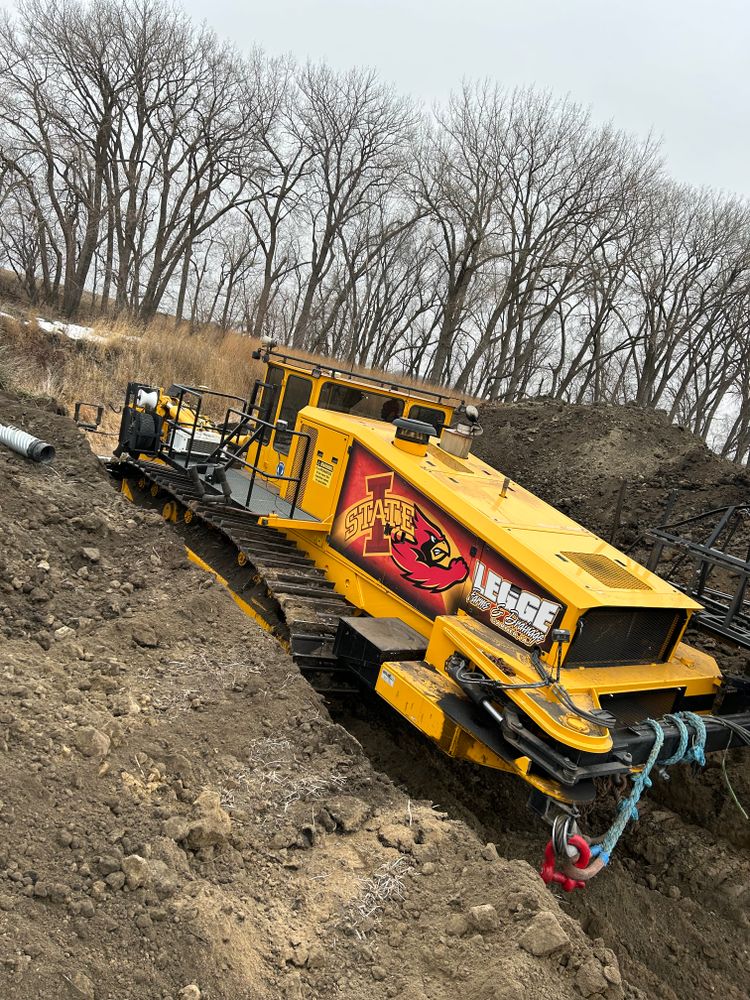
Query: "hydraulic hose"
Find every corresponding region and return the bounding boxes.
[0,421,55,463]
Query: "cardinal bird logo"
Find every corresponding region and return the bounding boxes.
[390,506,469,593]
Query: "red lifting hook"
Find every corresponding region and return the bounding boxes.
[540,835,591,892]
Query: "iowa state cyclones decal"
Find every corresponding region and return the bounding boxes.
[331,443,565,650]
[390,507,469,593]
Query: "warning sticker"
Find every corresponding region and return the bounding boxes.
[313,458,334,487]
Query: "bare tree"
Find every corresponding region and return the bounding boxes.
[413,82,510,384]
[290,64,415,347]
[1,0,750,460]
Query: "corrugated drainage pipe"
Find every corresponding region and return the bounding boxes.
[0,422,56,463]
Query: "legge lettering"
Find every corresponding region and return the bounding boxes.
[470,560,562,646]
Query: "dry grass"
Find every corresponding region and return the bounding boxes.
[338,857,413,938]
[0,309,266,433]
[218,734,349,820]
[0,277,465,437]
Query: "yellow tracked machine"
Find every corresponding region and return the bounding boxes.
[108,343,750,890]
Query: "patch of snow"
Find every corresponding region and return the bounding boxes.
[35,317,107,344]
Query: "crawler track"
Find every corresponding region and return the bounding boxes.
[114,459,359,695]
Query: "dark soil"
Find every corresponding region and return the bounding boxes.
[0,390,624,1000]
[474,399,750,545]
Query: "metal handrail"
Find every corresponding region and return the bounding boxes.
[646,503,750,647]
[124,379,310,518]
[165,386,203,463]
[162,384,254,467]
[205,377,280,464]
[169,384,250,410]
[211,404,312,517]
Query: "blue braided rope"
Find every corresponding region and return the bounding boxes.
[680,711,707,766]
[662,714,689,764]
[590,712,708,866]
[592,720,664,864]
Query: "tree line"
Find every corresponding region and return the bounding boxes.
[1,0,750,461]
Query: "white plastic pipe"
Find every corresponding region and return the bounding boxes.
[0,422,55,463]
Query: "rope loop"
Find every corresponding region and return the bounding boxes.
[680,711,707,766]
[662,713,689,765]
[542,712,712,888]
[597,719,664,859]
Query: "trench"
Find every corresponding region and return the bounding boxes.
[328,688,750,1000]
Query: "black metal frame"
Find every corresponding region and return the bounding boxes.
[646,504,750,648]
[117,379,312,519]
[160,382,250,464]
[74,400,104,432]
[501,702,750,789]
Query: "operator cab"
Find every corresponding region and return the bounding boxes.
[251,344,460,484]
[258,347,454,454]
[115,343,466,523]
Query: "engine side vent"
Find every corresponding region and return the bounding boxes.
[566,607,686,667]
[284,424,318,500]
[561,552,652,591]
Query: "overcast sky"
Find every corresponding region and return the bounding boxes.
[182,0,750,197]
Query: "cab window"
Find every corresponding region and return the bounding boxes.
[274,375,312,454]
[408,404,445,433]
[318,382,404,422]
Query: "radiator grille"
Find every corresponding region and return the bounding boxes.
[599,689,681,728]
[561,552,651,591]
[566,607,685,667]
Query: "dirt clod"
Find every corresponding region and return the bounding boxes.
[178,986,201,1000]
[121,854,149,889]
[468,903,500,932]
[518,910,571,957]
[64,970,96,998]
[75,726,111,757]
[575,958,610,997]
[184,789,232,849]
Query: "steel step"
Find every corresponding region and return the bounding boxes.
[273,583,339,599]
[266,570,334,586]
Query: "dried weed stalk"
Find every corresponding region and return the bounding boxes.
[340,857,413,938]
[220,734,348,816]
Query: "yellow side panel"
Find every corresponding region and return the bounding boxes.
[298,424,349,520]
[374,659,573,802]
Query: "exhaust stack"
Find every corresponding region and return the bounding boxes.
[440,405,482,459]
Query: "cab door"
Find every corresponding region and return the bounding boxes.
[273,374,312,456]
[255,371,313,485]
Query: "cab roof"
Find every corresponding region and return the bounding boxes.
[261,348,463,413]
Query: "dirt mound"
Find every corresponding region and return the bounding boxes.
[0,392,625,999]
[474,400,750,544]
[339,693,750,1000]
